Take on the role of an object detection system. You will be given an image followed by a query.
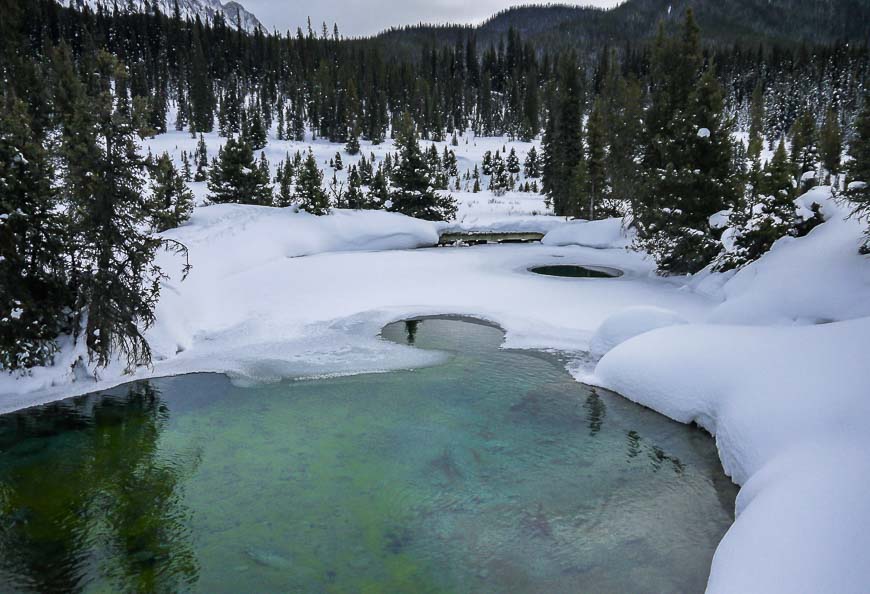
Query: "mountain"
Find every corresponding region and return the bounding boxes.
[63,0,263,31]
[378,0,870,51]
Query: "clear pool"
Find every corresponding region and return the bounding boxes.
[0,317,735,593]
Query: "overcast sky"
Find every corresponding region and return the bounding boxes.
[242,0,625,38]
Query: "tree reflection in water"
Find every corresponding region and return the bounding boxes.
[0,382,200,593]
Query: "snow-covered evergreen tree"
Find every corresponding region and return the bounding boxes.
[150,152,194,232]
[207,137,273,205]
[295,149,330,215]
[387,114,456,221]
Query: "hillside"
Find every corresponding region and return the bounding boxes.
[379,0,870,51]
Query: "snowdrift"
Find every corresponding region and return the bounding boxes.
[588,188,870,593]
[542,217,635,249]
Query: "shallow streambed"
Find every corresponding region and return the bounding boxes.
[0,317,736,593]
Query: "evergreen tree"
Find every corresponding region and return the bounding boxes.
[634,11,739,274]
[149,153,194,232]
[0,98,70,370]
[193,134,209,182]
[790,109,818,190]
[345,166,364,209]
[489,152,510,196]
[845,98,870,253]
[68,53,167,370]
[296,149,330,215]
[369,165,390,208]
[506,148,520,175]
[181,151,193,182]
[586,99,608,219]
[188,31,215,133]
[482,151,493,176]
[388,114,457,221]
[819,107,842,178]
[719,138,795,270]
[274,158,295,208]
[541,53,585,217]
[747,80,765,161]
[524,146,541,178]
[207,137,273,205]
[345,124,361,155]
[246,107,268,151]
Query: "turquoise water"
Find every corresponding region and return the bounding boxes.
[0,318,736,593]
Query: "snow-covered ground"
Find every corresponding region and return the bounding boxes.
[2,124,869,593]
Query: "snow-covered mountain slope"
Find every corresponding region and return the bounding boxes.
[63,0,263,31]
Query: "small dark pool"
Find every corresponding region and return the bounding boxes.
[530,264,623,278]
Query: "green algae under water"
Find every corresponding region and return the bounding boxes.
[0,318,737,593]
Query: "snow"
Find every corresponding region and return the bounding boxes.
[439,190,562,234]
[2,117,869,593]
[585,187,870,593]
[542,217,635,249]
[588,306,687,356]
[698,127,711,138]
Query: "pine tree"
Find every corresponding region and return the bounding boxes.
[0,98,70,370]
[747,80,765,161]
[845,98,870,253]
[388,113,457,221]
[333,152,344,171]
[489,152,510,196]
[586,99,608,219]
[790,109,818,191]
[68,53,167,370]
[819,107,842,178]
[345,124,361,155]
[207,137,273,205]
[719,138,795,270]
[246,107,268,151]
[524,146,541,178]
[181,151,193,182]
[150,153,194,232]
[369,165,390,208]
[541,54,585,217]
[189,31,215,133]
[345,166,364,209]
[296,149,330,215]
[482,151,493,175]
[274,159,295,207]
[194,134,209,182]
[506,148,520,174]
[634,11,739,274]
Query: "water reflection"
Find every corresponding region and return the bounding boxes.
[583,391,606,435]
[0,382,200,593]
[404,320,419,345]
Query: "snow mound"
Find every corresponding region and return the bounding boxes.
[589,191,870,593]
[696,188,870,325]
[542,217,634,249]
[592,318,870,594]
[588,306,688,356]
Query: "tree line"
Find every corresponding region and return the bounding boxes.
[539,10,870,274]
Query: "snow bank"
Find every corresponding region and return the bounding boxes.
[542,217,634,249]
[593,319,870,594]
[588,306,687,356]
[438,190,564,235]
[0,203,710,413]
[588,186,870,593]
[692,187,870,325]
